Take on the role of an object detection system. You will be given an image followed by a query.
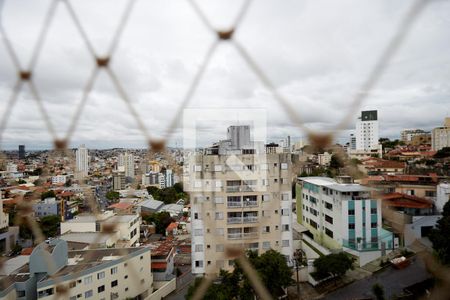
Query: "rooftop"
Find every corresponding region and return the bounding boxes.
[299,177,373,192]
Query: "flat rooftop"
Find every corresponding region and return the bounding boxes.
[299,176,373,192]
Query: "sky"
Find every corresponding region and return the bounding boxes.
[0,0,449,150]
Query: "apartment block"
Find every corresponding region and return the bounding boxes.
[188,126,294,275]
[355,110,379,151]
[431,117,450,151]
[0,239,153,300]
[297,177,394,266]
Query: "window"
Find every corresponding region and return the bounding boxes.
[85,290,93,298]
[282,240,290,247]
[262,241,271,249]
[281,193,290,201]
[281,209,289,216]
[84,276,93,285]
[195,244,204,252]
[425,190,436,197]
[371,222,377,228]
[194,165,202,172]
[216,244,224,252]
[216,228,224,236]
[111,280,118,287]
[282,224,289,231]
[125,288,129,292]
[194,213,198,220]
[325,202,333,210]
[195,260,204,268]
[274,178,278,183]
[281,163,288,170]
[325,228,333,238]
[97,272,105,280]
[262,194,270,201]
[370,208,377,214]
[98,285,105,293]
[263,226,270,233]
[215,212,224,220]
[69,281,76,288]
[124,275,128,279]
[111,267,118,275]
[325,215,333,224]
[348,224,355,229]
[348,209,355,216]
[69,297,77,300]
[194,229,203,236]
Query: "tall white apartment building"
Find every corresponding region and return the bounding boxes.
[118,152,135,178]
[75,144,89,178]
[355,110,379,151]
[431,117,450,151]
[188,126,294,275]
[165,169,174,187]
[297,177,394,266]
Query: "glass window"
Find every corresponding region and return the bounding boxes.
[98,285,105,293]
[282,240,290,247]
[111,267,118,275]
[85,290,93,298]
[97,272,105,280]
[111,280,118,287]
[84,276,93,285]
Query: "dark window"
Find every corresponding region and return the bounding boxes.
[325,202,333,210]
[371,208,377,214]
[371,222,377,228]
[348,209,355,216]
[325,228,333,238]
[348,224,355,229]
[325,215,333,224]
[98,285,105,293]
[111,280,118,288]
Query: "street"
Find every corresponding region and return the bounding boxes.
[323,256,431,299]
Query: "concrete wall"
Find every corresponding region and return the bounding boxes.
[148,278,177,300]
[404,215,440,246]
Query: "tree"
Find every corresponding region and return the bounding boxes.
[186,250,293,299]
[429,200,450,265]
[434,147,450,158]
[173,182,184,194]
[329,154,344,170]
[312,252,354,280]
[39,215,60,238]
[105,191,120,202]
[41,190,56,200]
[159,187,178,204]
[372,283,385,300]
[146,186,161,200]
[142,212,174,235]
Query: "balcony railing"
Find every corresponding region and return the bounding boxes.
[227,217,242,224]
[243,201,258,207]
[227,201,242,208]
[243,216,258,223]
[227,233,242,239]
[226,186,241,193]
[243,232,258,238]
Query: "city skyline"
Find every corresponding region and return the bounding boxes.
[1,0,450,150]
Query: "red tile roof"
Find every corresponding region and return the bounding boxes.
[166,222,178,232]
[151,262,167,270]
[108,202,133,210]
[382,192,432,209]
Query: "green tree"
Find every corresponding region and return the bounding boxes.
[146,186,161,200]
[173,182,184,194]
[160,187,178,204]
[39,215,60,237]
[329,154,344,170]
[372,283,385,300]
[429,200,450,265]
[434,147,450,158]
[41,190,56,200]
[142,212,174,235]
[106,191,120,202]
[312,252,354,280]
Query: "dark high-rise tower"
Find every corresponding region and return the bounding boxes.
[18,145,25,159]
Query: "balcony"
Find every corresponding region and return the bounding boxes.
[243,232,258,239]
[243,201,258,207]
[228,233,242,239]
[227,217,242,224]
[243,216,258,223]
[227,201,242,208]
[226,186,241,193]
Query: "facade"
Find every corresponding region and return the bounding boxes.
[297,177,394,266]
[112,171,126,191]
[401,129,429,143]
[118,153,135,178]
[188,126,294,275]
[431,117,450,151]
[355,110,379,151]
[165,169,174,187]
[18,145,25,159]
[51,175,67,185]
[75,145,89,178]
[317,152,332,166]
[0,239,153,300]
[0,195,19,254]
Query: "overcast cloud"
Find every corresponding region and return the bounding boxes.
[0,0,449,150]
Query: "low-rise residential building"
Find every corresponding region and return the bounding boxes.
[0,239,153,300]
[359,157,406,175]
[297,177,394,266]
